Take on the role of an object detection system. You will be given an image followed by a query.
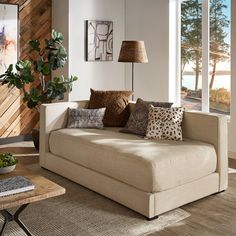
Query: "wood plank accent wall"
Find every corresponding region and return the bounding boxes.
[0,0,51,138]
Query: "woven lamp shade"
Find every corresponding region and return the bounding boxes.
[118,41,148,63]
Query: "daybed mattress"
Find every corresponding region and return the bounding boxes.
[49,128,217,193]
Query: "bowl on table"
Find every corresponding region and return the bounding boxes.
[0,153,18,175]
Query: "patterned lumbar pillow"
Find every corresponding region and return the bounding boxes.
[121,98,173,136]
[146,105,184,141]
[67,108,106,129]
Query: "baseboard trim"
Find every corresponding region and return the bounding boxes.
[229,151,236,160]
[0,135,32,145]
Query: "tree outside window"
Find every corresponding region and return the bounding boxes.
[181,0,230,115]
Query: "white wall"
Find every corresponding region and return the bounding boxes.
[52,0,69,101]
[52,0,126,101]
[68,0,126,101]
[229,0,236,157]
[125,0,170,102]
[52,0,171,102]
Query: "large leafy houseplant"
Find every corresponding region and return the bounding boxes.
[0,30,78,149]
[0,29,77,110]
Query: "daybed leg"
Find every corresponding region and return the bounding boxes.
[146,215,159,221]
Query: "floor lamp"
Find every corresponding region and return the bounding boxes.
[118,41,148,100]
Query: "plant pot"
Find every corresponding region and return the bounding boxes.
[32,128,40,150]
[0,164,16,174]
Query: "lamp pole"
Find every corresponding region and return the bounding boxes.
[131,62,134,100]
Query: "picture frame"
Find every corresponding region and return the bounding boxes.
[0,3,19,75]
[86,20,113,62]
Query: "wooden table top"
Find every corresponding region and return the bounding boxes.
[0,163,65,210]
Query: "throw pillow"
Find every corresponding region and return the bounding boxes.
[88,89,133,127]
[121,98,173,135]
[146,105,184,141]
[67,107,106,129]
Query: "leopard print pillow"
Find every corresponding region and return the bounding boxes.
[146,105,184,141]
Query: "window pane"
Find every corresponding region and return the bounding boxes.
[209,0,230,115]
[181,0,202,111]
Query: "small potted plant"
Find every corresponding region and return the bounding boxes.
[0,153,18,174]
[0,30,78,149]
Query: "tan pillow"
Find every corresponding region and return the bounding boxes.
[88,89,133,127]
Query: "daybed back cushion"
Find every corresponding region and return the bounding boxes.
[122,98,173,135]
[88,89,133,127]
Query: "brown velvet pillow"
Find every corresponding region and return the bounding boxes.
[88,89,133,127]
[121,98,173,136]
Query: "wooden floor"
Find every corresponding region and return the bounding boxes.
[0,142,236,236]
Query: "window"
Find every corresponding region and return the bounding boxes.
[181,0,231,115]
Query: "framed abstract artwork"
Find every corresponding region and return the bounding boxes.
[0,3,19,74]
[86,20,113,61]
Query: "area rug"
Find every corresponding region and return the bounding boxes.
[1,163,190,236]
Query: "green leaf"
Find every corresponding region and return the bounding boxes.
[48,45,67,70]
[16,60,31,71]
[41,63,51,75]
[34,59,44,73]
[0,74,6,79]
[14,77,23,89]
[53,77,60,83]
[27,100,38,109]
[28,39,40,52]
[30,88,40,102]
[52,29,64,43]
[72,76,78,82]
[23,88,41,109]
[7,64,13,73]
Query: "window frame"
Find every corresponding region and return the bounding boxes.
[177,0,230,114]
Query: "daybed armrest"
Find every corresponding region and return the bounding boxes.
[39,101,89,166]
[182,111,228,191]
